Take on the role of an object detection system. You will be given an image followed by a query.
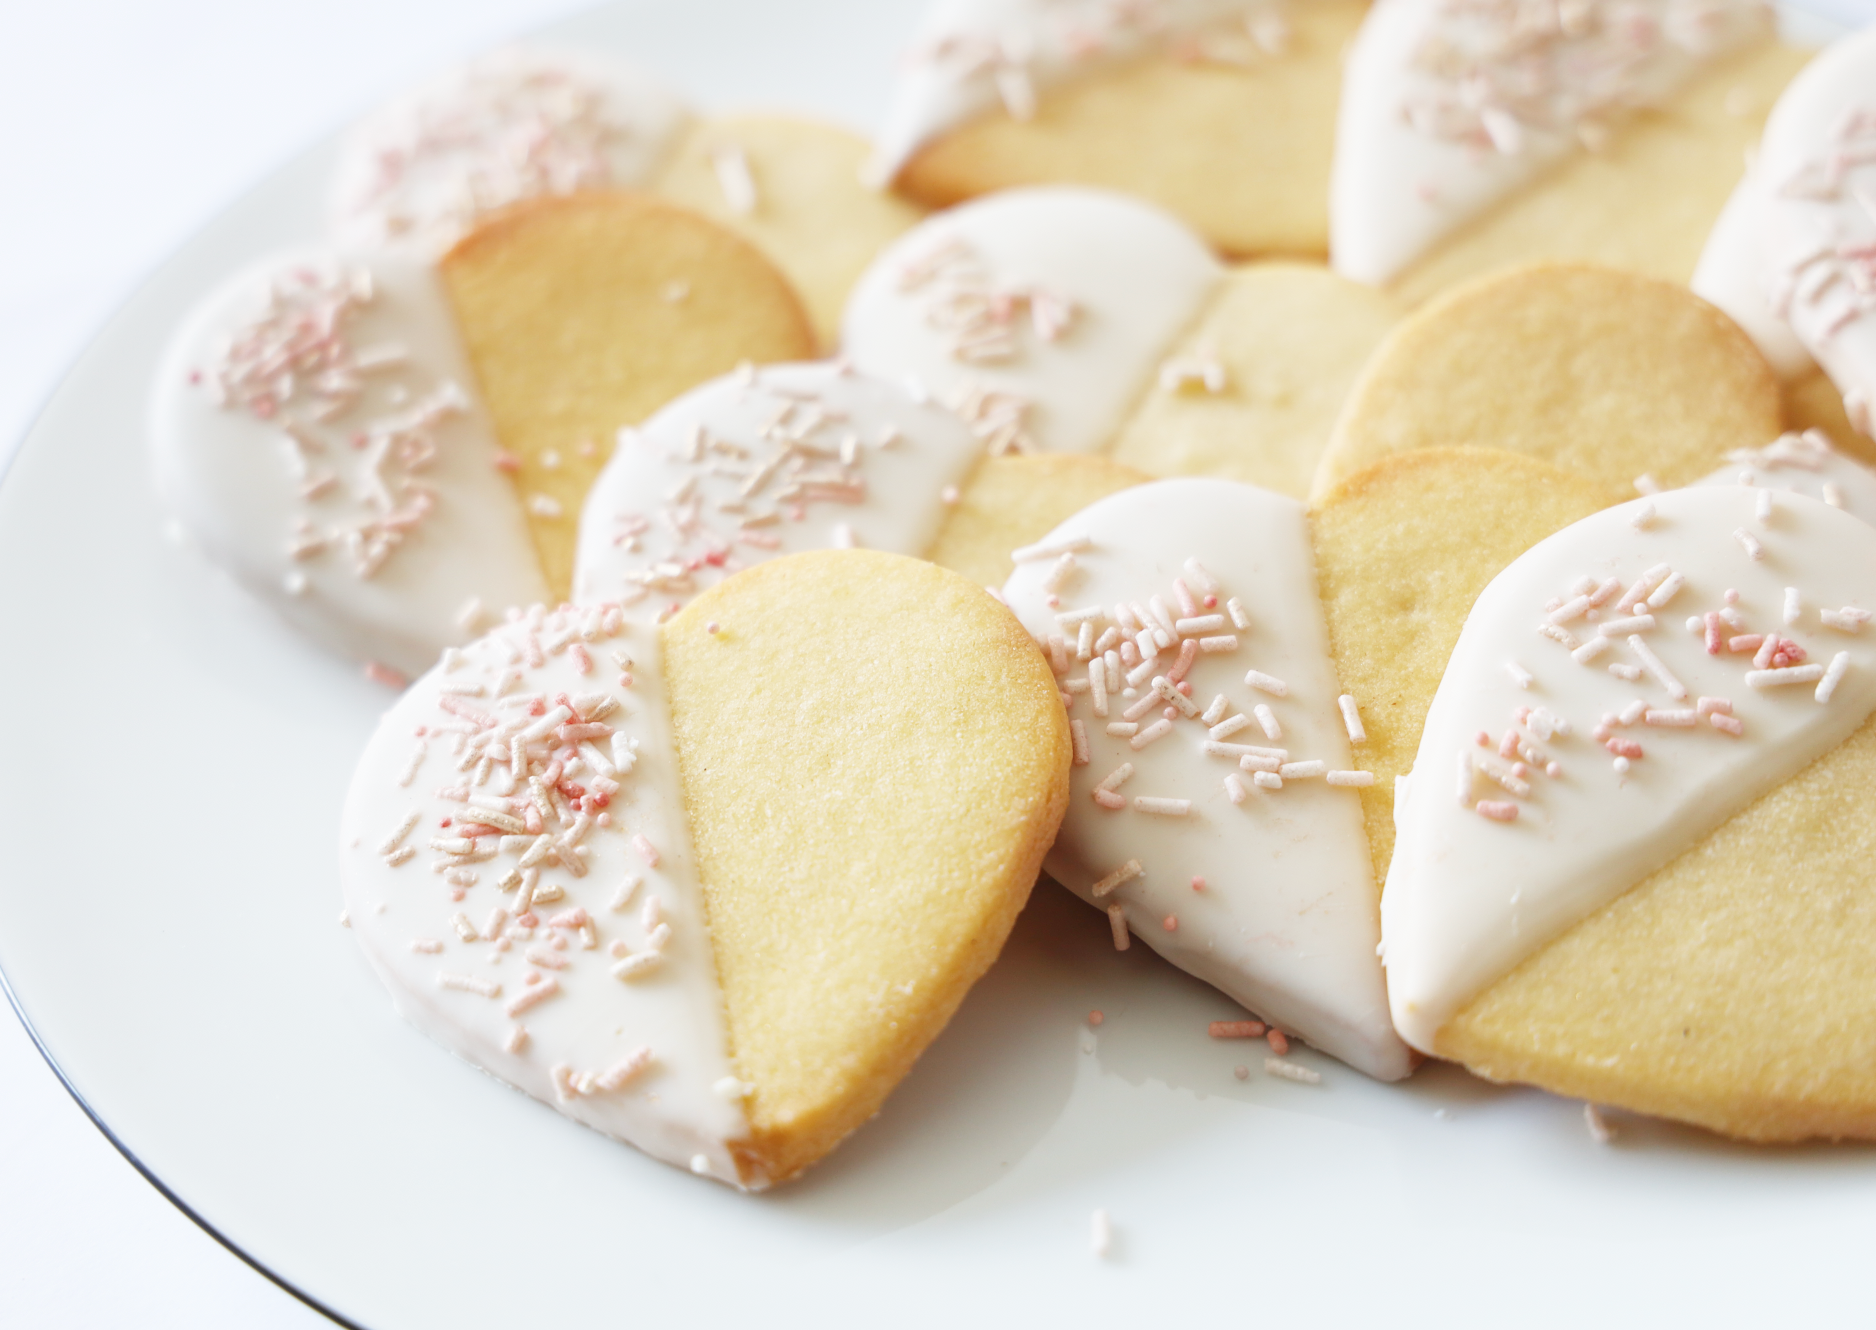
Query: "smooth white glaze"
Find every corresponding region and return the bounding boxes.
[1002,478,1412,1080]
[1693,425,1876,518]
[869,0,1287,185]
[1332,0,1773,286]
[1382,487,1876,1052]
[841,186,1222,456]
[330,45,691,259]
[1690,170,1817,378]
[1756,26,1876,440]
[572,363,982,610]
[340,603,758,1187]
[151,250,549,678]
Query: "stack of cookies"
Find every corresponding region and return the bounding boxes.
[149,3,1876,1185]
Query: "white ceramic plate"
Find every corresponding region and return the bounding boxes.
[4,3,1873,1326]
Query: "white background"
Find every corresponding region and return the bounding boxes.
[5,2,1875,1327]
[0,7,587,1325]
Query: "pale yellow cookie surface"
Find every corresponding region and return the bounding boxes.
[439,191,816,597]
[661,550,1070,1183]
[1109,262,1403,498]
[1389,41,1816,307]
[924,453,1150,589]
[894,0,1367,258]
[1309,448,1608,879]
[1314,263,1782,502]
[1442,711,1876,1143]
[652,115,928,350]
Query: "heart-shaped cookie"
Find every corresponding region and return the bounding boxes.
[1000,476,1413,1078]
[1313,263,1784,502]
[872,0,1367,257]
[842,186,1403,496]
[332,45,926,351]
[340,549,1069,1186]
[571,361,987,612]
[1331,0,1785,299]
[1382,486,1876,1140]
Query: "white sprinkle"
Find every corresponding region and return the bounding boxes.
[1456,751,1474,807]
[1090,1208,1114,1259]
[1630,501,1656,530]
[505,978,559,1016]
[1070,719,1090,765]
[1616,564,1672,612]
[1337,695,1366,744]
[1107,903,1129,951]
[435,973,500,998]
[1571,636,1611,664]
[1547,595,1593,625]
[1823,480,1846,509]
[1106,722,1139,737]
[1225,773,1249,804]
[1184,559,1218,593]
[1279,761,1326,780]
[1784,587,1803,626]
[1633,474,1661,496]
[1201,694,1228,725]
[1628,636,1687,699]
[1734,528,1765,561]
[1607,662,1643,682]
[1133,797,1191,816]
[1091,859,1143,898]
[1130,719,1174,751]
[1584,1103,1615,1145]
[1041,553,1078,595]
[1207,740,1285,761]
[1056,604,1105,626]
[1598,615,1656,638]
[1645,572,1685,610]
[1612,755,1631,777]
[1210,714,1251,741]
[1685,616,1704,634]
[1757,489,1775,522]
[1619,699,1647,725]
[1326,770,1374,787]
[1816,652,1852,703]
[378,810,421,856]
[1176,614,1227,636]
[1505,661,1533,690]
[1264,1058,1320,1085]
[1225,598,1251,631]
[709,142,758,213]
[1012,534,1093,564]
[1253,771,1282,790]
[1243,669,1288,697]
[1252,704,1281,741]
[1643,708,1698,727]
[1747,664,1826,688]
[598,1049,654,1091]
[1821,607,1871,632]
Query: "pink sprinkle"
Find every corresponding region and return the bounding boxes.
[1730,634,1764,655]
[1704,612,1723,655]
[493,451,521,473]
[1089,1010,1105,1027]
[1710,712,1745,736]
[1093,789,1126,810]
[1203,595,1218,609]
[1191,875,1205,892]
[1498,729,1520,759]
[1163,915,1179,932]
[1605,737,1644,759]
[1476,731,1491,747]
[706,622,720,635]
[1475,801,1519,822]
[505,977,560,1016]
[1211,1020,1265,1038]
[1167,639,1199,683]
[364,661,408,689]
[1753,636,1780,670]
[632,834,661,867]
[1266,1030,1290,1055]
[569,643,591,675]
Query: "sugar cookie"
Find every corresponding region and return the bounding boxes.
[1108,262,1403,498]
[876,0,1367,257]
[1383,487,1876,1141]
[1310,448,1609,878]
[1332,0,1777,292]
[650,116,928,350]
[925,454,1149,589]
[1001,478,1412,1079]
[1314,263,1783,502]
[151,253,548,676]
[439,191,816,597]
[571,362,984,612]
[341,552,1069,1186]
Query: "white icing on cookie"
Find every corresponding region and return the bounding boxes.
[1690,170,1816,379]
[1756,26,1876,440]
[1002,478,1411,1081]
[869,0,1292,185]
[340,603,759,1187]
[151,251,548,678]
[1693,426,1876,520]
[841,187,1222,455]
[1383,487,1876,1052]
[331,45,691,259]
[1332,0,1773,286]
[572,363,982,612]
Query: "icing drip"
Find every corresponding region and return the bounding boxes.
[1002,478,1411,1081]
[151,251,548,676]
[1758,28,1876,440]
[331,46,690,258]
[869,0,1291,185]
[842,187,1222,456]
[1382,488,1876,1051]
[572,363,982,614]
[1332,0,1772,285]
[340,603,756,1186]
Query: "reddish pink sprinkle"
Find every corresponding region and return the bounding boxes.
[1163,915,1179,932]
[1203,595,1218,609]
[1704,612,1723,655]
[492,452,520,473]
[1475,801,1519,822]
[1267,1030,1290,1055]
[1167,638,1199,683]
[363,661,408,689]
[1605,737,1644,759]
[1211,1020,1265,1038]
[1089,1010,1104,1027]
[1191,876,1205,892]
[448,887,465,901]
[1498,729,1520,759]
[1093,790,1126,809]
[1710,713,1745,737]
